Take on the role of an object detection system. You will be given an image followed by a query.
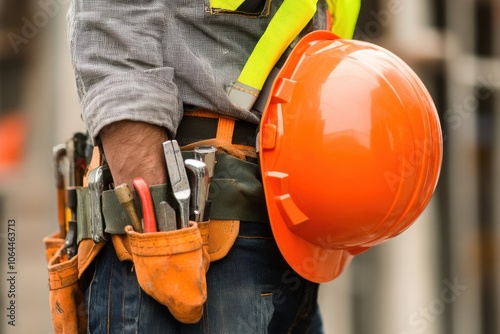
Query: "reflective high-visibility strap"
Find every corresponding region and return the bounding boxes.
[325,0,360,38]
[210,0,245,10]
[228,0,318,110]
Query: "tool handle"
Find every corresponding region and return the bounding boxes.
[133,178,157,233]
[114,183,143,233]
[56,188,67,239]
[64,220,77,260]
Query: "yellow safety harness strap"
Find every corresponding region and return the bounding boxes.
[228,0,318,111]
[326,0,361,38]
[228,0,360,111]
[210,0,245,11]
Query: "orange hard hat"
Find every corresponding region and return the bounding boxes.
[258,31,443,283]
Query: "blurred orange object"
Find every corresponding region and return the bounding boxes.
[0,112,28,173]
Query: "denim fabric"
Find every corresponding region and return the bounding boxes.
[83,222,323,334]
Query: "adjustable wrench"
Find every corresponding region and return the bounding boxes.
[194,145,216,180]
[133,177,157,233]
[184,159,209,222]
[194,145,217,219]
[88,165,113,243]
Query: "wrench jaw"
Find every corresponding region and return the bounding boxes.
[193,146,216,179]
[184,159,209,223]
[163,140,191,229]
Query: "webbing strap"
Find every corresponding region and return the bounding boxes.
[325,0,361,38]
[210,0,245,10]
[181,110,257,159]
[76,153,268,243]
[228,0,361,111]
[215,118,235,143]
[228,0,318,110]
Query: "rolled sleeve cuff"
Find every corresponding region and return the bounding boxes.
[81,67,182,142]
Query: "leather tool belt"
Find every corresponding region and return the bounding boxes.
[43,110,270,332]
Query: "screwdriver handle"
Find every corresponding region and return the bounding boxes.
[114,183,143,233]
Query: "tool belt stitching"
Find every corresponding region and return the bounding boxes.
[229,85,260,96]
[128,238,201,248]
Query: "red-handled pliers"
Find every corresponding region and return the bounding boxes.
[133,177,157,233]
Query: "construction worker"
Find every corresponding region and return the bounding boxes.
[47,0,441,333]
[54,1,361,333]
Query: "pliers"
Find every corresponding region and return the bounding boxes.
[133,177,158,233]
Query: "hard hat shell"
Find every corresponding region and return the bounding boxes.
[258,31,443,283]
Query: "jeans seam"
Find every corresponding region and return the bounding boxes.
[86,259,98,334]
[106,253,115,334]
[136,270,142,334]
[122,263,125,334]
[204,302,210,334]
[287,282,315,333]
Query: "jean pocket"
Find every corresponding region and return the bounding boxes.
[235,289,274,334]
[204,0,271,17]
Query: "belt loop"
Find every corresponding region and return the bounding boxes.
[216,118,235,143]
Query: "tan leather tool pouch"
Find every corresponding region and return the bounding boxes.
[202,219,239,261]
[124,222,209,324]
[43,231,65,264]
[46,247,87,334]
[44,231,103,334]
[112,219,238,264]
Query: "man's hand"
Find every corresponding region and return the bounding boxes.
[99,120,168,187]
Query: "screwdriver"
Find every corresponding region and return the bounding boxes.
[114,183,143,233]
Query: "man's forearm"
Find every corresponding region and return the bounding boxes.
[100,120,168,187]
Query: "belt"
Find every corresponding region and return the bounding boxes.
[76,152,269,243]
[176,110,258,163]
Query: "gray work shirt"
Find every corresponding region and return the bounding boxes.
[68,0,327,141]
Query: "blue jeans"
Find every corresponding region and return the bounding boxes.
[83,222,324,333]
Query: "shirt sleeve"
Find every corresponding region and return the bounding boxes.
[67,0,182,141]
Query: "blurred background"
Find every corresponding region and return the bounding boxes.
[0,0,498,333]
